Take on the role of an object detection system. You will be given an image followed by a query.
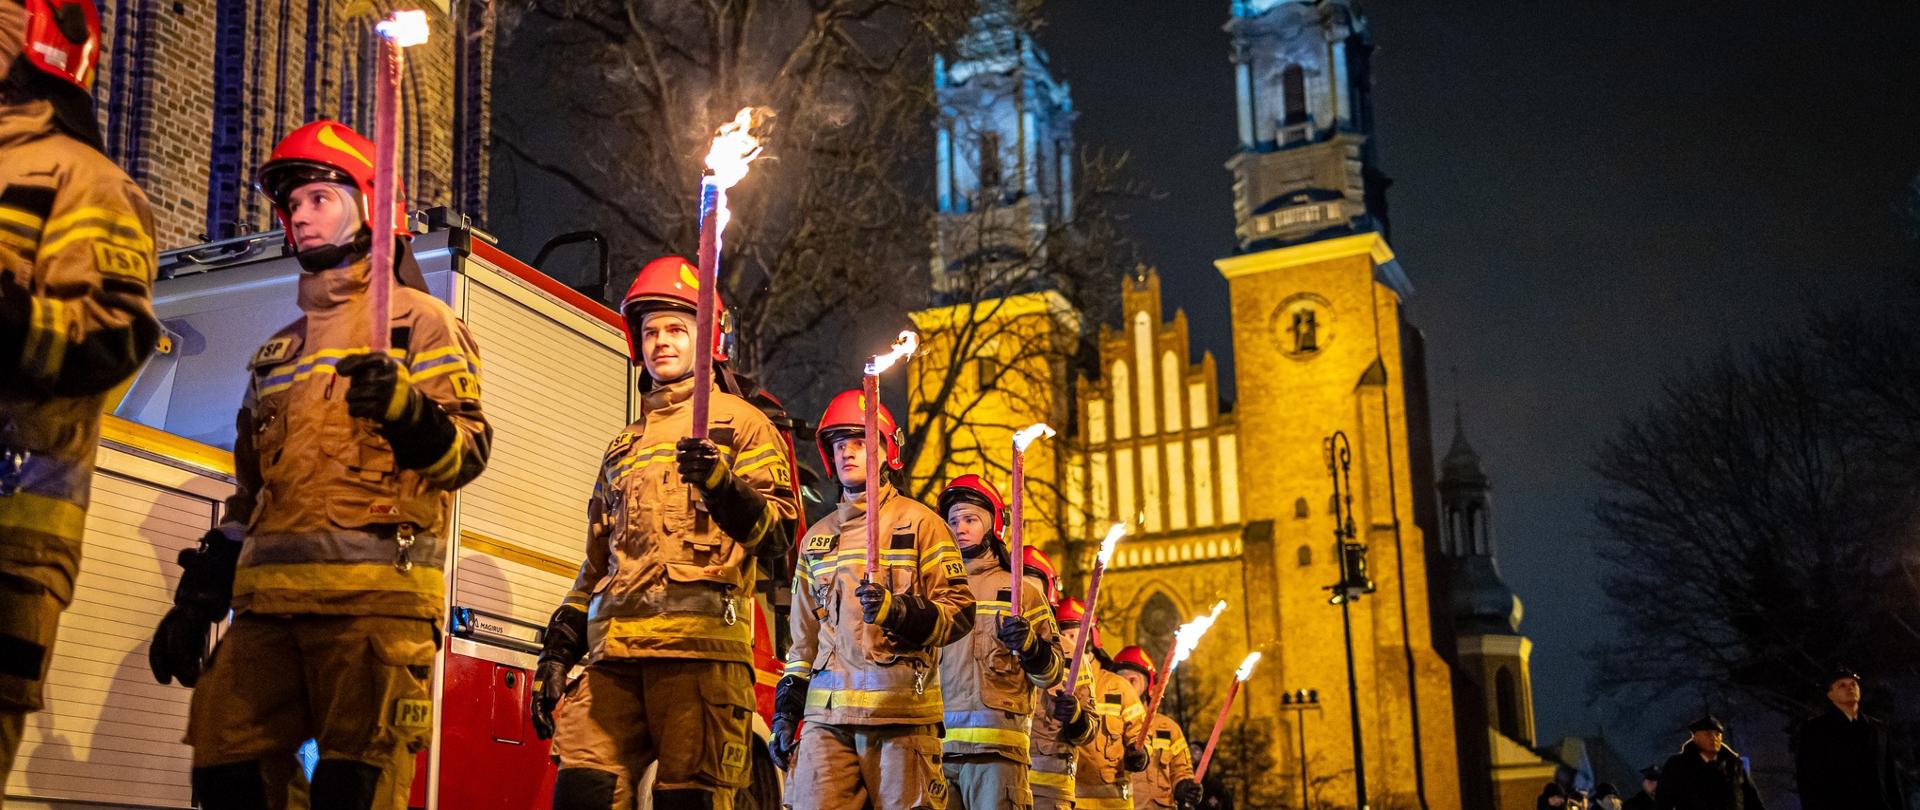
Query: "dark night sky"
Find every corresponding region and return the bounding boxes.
[1037,0,1920,771]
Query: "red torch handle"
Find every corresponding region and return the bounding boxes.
[863,372,881,585]
[1008,448,1026,617]
[690,180,721,440]
[1194,676,1243,783]
[367,38,400,355]
[1064,559,1106,690]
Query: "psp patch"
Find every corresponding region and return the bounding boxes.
[449,371,481,400]
[941,560,965,579]
[252,337,295,367]
[393,698,433,728]
[722,741,748,774]
[92,241,152,283]
[804,534,836,554]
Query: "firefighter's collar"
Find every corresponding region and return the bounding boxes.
[296,255,371,313]
[641,375,699,412]
[836,481,895,518]
[963,553,1000,576]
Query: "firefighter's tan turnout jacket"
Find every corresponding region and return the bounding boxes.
[1074,660,1149,809]
[939,553,1062,761]
[1131,711,1197,808]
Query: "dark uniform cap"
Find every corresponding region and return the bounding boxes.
[1639,765,1662,780]
[1686,715,1726,733]
[1823,666,1862,689]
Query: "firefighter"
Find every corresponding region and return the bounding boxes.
[1057,603,1148,810]
[775,389,975,810]
[0,0,159,795]
[532,256,797,810]
[1033,586,1097,810]
[146,119,491,810]
[1110,646,1204,809]
[935,474,1065,809]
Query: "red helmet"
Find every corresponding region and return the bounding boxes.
[816,388,902,481]
[1022,545,1060,604]
[16,0,100,90]
[937,474,1005,538]
[257,120,405,243]
[1055,595,1086,627]
[1112,645,1157,686]
[620,256,731,367]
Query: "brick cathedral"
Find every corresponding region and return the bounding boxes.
[910,1,1558,808]
[87,0,493,249]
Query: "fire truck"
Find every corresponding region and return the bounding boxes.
[5,214,791,809]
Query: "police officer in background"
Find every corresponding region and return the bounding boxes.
[535,256,797,810]
[1654,716,1764,810]
[776,390,975,810]
[1793,668,1906,810]
[0,0,159,795]
[150,120,491,810]
[936,474,1064,809]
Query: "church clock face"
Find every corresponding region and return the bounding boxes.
[1269,292,1332,361]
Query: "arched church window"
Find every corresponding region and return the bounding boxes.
[1296,545,1312,567]
[1282,64,1307,125]
[1496,666,1523,741]
[1293,497,1308,519]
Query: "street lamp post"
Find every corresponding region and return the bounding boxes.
[1282,688,1322,809]
[1325,431,1374,810]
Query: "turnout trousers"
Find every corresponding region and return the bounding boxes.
[783,721,948,810]
[942,753,1032,809]
[551,659,755,809]
[0,571,62,807]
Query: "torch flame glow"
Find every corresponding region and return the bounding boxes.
[864,331,920,375]
[1234,651,1263,682]
[375,10,431,47]
[1168,600,1229,672]
[1013,423,1056,452]
[705,107,764,191]
[1095,522,1127,567]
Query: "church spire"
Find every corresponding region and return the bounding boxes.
[931,0,1076,301]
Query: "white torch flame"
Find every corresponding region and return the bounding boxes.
[375,10,431,47]
[1168,600,1229,672]
[1013,423,1056,452]
[1095,522,1127,567]
[705,107,764,191]
[864,331,919,376]
[1234,651,1263,682]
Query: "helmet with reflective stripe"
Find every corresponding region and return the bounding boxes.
[938,474,1006,538]
[257,120,406,243]
[14,0,99,90]
[1054,595,1085,627]
[1112,645,1157,686]
[815,388,902,480]
[1022,545,1060,604]
[620,255,731,367]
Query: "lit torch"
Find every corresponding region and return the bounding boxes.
[1063,522,1128,690]
[1138,599,1228,747]
[1195,652,1263,782]
[862,331,918,582]
[366,9,429,355]
[1008,422,1055,617]
[690,107,765,439]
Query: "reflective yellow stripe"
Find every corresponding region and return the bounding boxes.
[806,687,944,713]
[25,297,69,378]
[234,561,445,595]
[606,613,752,646]
[40,224,151,258]
[0,491,87,539]
[411,360,471,384]
[0,228,34,255]
[782,660,813,678]
[39,207,150,256]
[424,430,464,487]
[1077,796,1133,810]
[943,726,1030,751]
[1123,704,1146,722]
[1031,770,1074,789]
[733,452,784,477]
[0,205,45,230]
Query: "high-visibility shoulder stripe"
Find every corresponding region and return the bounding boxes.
[0,204,46,231]
[733,452,785,477]
[0,227,35,256]
[40,216,153,257]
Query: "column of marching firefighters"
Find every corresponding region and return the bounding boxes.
[0,3,1219,809]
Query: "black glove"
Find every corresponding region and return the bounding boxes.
[770,714,800,771]
[1049,690,1096,745]
[530,605,588,740]
[1174,779,1204,807]
[1124,745,1149,773]
[149,528,243,687]
[771,674,809,771]
[337,353,458,472]
[677,437,776,546]
[997,616,1061,678]
[855,582,941,644]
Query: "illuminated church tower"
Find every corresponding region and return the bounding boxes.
[1214,1,1462,806]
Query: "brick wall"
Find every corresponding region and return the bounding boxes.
[88,0,493,249]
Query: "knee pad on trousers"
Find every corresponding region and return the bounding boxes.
[553,768,620,810]
[309,759,382,810]
[191,761,270,810]
[653,787,717,810]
